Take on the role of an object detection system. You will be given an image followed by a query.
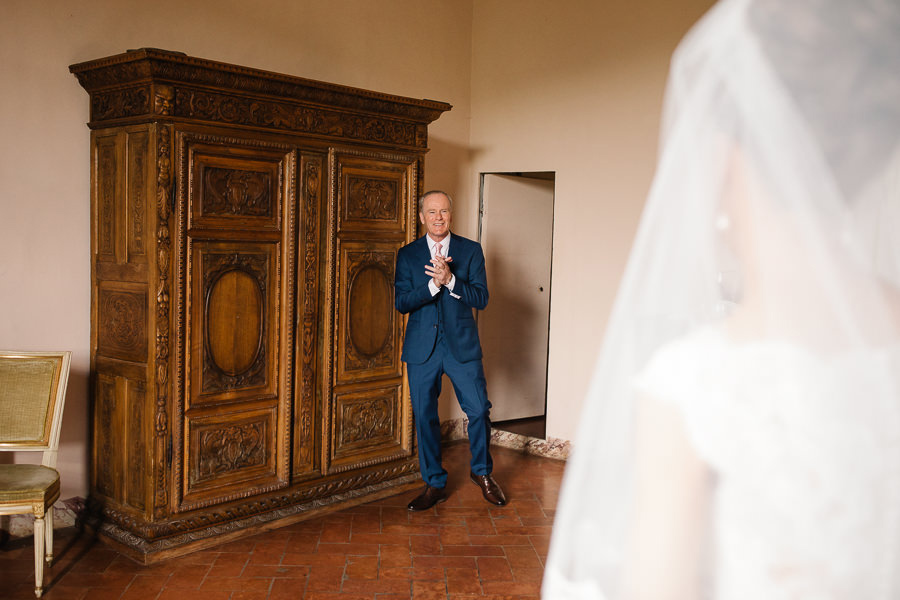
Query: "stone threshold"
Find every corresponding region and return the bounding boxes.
[440,418,570,460]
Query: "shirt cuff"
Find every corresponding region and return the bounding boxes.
[448,276,461,299]
[428,280,440,296]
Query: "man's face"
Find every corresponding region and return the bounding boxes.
[419,193,452,240]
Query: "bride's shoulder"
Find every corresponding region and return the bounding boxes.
[640,326,728,374]
[632,326,728,404]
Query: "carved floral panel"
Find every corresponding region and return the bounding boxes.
[346,176,398,221]
[186,138,286,232]
[339,395,393,448]
[202,166,272,218]
[182,408,280,508]
[336,155,413,234]
[331,384,405,468]
[197,421,266,481]
[97,288,148,362]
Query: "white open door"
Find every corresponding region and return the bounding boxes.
[479,173,554,423]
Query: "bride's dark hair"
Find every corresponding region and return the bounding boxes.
[750,0,900,198]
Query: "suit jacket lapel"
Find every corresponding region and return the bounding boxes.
[448,233,469,263]
[413,236,432,286]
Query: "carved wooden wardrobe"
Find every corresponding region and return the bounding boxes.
[70,49,450,562]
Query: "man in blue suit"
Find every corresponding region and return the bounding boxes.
[395,190,508,511]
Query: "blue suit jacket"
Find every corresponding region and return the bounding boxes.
[394,233,489,365]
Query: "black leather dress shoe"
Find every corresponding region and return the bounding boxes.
[470,472,508,506]
[407,485,448,511]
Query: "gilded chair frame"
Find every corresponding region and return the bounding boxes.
[0,350,72,598]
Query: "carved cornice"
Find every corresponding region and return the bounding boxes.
[175,88,418,147]
[70,48,451,146]
[92,85,150,122]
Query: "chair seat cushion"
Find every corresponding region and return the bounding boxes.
[0,464,60,504]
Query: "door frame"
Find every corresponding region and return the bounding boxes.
[477,171,555,430]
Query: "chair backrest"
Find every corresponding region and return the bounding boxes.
[0,351,72,468]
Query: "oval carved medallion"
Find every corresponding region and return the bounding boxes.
[207,269,263,376]
[348,266,392,357]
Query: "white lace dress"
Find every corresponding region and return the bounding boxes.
[635,327,900,599]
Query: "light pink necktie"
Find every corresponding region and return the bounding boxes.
[435,243,442,258]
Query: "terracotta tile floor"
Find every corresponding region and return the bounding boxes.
[0,443,565,599]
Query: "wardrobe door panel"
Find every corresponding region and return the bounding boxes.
[335,240,403,384]
[330,383,406,471]
[175,133,295,511]
[187,144,285,232]
[336,157,410,235]
[182,406,280,508]
[324,150,416,473]
[189,242,278,405]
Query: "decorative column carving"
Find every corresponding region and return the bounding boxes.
[154,124,172,515]
[296,155,321,473]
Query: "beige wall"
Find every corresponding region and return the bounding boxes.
[1,0,714,498]
[464,0,715,442]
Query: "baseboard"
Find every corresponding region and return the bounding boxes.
[440,418,570,460]
[1,496,85,538]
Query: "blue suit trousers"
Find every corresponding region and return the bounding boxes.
[406,332,493,489]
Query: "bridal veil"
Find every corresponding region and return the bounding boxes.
[543,0,900,597]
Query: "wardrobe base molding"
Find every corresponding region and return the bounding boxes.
[87,471,419,565]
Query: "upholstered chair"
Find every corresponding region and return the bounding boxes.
[0,351,72,598]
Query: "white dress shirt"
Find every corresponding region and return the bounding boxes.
[426,235,457,297]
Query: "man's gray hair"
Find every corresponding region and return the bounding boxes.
[418,190,453,213]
